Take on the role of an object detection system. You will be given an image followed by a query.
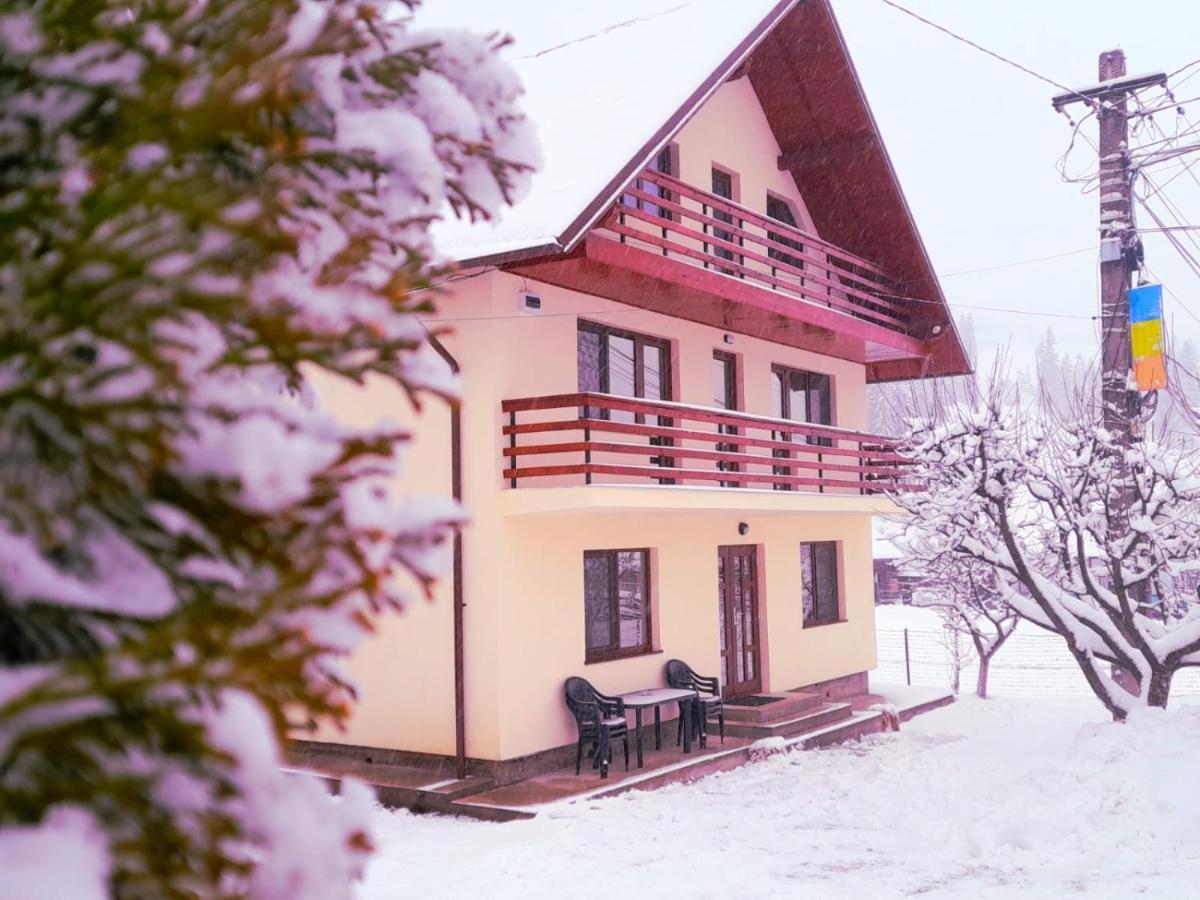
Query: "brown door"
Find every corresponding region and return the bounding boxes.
[717,545,762,697]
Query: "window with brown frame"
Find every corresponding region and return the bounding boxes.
[583,549,652,662]
[713,350,739,487]
[620,144,674,218]
[800,541,840,627]
[766,194,805,272]
[577,320,674,480]
[708,167,742,275]
[771,364,833,490]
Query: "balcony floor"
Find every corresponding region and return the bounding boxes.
[498,482,900,518]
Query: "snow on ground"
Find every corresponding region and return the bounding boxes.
[360,697,1200,898]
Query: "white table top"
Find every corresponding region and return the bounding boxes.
[616,687,696,708]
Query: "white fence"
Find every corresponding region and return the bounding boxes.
[876,625,1200,698]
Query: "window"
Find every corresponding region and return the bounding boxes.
[584,550,652,662]
[577,321,671,409]
[771,365,833,489]
[766,194,805,272]
[713,350,739,486]
[621,144,674,218]
[801,541,840,626]
[708,167,742,274]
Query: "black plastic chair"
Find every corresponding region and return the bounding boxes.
[665,659,725,745]
[564,677,629,779]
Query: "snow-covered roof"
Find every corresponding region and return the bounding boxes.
[413,0,794,264]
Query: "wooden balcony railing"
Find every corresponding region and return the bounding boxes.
[607,168,912,334]
[502,393,918,494]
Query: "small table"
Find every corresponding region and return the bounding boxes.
[616,687,697,767]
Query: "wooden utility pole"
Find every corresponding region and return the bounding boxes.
[1053,53,1166,694]
[1095,50,1139,440]
[1053,51,1164,441]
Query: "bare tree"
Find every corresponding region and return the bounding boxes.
[906,556,1018,698]
[893,368,1200,719]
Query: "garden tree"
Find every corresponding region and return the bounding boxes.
[903,554,1019,699]
[894,372,1200,720]
[0,2,535,897]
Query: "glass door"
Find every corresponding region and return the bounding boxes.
[771,365,832,490]
[577,322,674,480]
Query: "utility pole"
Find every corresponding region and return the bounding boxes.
[1096,50,1139,442]
[1053,52,1164,443]
[1052,53,1166,696]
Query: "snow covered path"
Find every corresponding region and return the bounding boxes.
[361,698,1200,898]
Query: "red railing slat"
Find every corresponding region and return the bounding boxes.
[603,168,916,335]
[502,393,916,494]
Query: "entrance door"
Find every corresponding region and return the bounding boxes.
[717,545,762,697]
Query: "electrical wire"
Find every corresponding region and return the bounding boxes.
[1139,170,1200,262]
[1169,58,1200,81]
[875,0,1089,101]
[1142,253,1200,330]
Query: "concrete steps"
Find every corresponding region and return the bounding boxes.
[722,701,853,740]
[722,691,821,723]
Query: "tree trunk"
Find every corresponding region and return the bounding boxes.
[976,654,990,699]
[1147,668,1173,708]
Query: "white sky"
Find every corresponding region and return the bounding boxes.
[833,0,1200,368]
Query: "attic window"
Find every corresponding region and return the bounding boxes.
[621,144,675,219]
[766,194,805,271]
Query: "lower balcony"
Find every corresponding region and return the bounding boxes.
[500,393,915,515]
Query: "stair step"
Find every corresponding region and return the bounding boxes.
[722,702,853,740]
[722,691,822,723]
[417,776,496,801]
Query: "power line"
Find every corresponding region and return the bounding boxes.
[1168,58,1200,81]
[875,0,1086,100]
[938,246,1096,278]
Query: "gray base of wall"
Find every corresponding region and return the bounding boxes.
[798,670,869,702]
[291,712,688,787]
[290,671,869,785]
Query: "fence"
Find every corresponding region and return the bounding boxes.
[876,625,1200,698]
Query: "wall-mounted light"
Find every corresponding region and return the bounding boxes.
[723,333,735,345]
[930,324,943,337]
[738,522,749,536]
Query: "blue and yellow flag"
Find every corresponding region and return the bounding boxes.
[1129,284,1167,392]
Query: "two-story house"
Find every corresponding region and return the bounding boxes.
[303,0,969,783]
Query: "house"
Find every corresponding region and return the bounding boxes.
[874,560,923,606]
[303,0,969,781]
[872,533,922,605]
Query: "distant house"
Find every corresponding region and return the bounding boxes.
[874,558,921,605]
[304,0,968,779]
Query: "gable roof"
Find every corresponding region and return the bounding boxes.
[416,0,969,381]
[418,0,794,264]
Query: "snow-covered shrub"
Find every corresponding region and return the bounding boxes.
[0,2,536,896]
[895,374,1200,720]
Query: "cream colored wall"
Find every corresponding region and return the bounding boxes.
[494,509,876,760]
[673,77,817,233]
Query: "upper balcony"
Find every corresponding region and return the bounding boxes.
[505,168,942,379]
[500,392,916,517]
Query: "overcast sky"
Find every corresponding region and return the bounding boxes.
[833,0,1200,368]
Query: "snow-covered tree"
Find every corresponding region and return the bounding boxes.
[0,2,535,897]
[905,555,1018,698]
[895,374,1200,720]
